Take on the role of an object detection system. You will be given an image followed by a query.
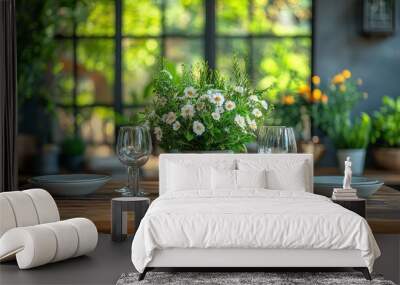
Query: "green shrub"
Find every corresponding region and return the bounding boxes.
[61,137,86,156]
[371,96,400,147]
[326,113,371,149]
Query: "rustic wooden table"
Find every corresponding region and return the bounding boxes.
[53,181,400,234]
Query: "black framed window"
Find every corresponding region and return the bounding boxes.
[53,0,312,155]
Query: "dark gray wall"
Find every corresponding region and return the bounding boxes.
[314,0,400,167]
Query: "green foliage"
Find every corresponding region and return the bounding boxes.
[217,0,311,35]
[326,113,371,149]
[16,0,63,112]
[61,136,86,156]
[371,96,400,147]
[144,58,272,152]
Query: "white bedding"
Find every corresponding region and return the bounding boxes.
[131,190,380,273]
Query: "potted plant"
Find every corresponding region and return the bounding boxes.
[143,59,272,152]
[332,113,371,175]
[61,136,86,171]
[314,69,370,175]
[371,96,400,171]
[272,75,329,163]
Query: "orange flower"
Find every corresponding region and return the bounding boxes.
[298,85,311,94]
[321,94,328,104]
[312,89,322,101]
[298,85,311,102]
[282,95,295,105]
[332,74,345,84]
[342,69,352,79]
[312,75,320,85]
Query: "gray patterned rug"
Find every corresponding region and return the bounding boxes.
[116,272,395,285]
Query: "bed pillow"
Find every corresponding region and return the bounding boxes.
[211,168,237,190]
[237,159,309,192]
[167,162,212,191]
[236,169,267,189]
[265,162,308,191]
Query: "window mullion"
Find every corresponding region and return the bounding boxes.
[247,0,254,82]
[204,0,216,69]
[114,0,123,124]
[72,0,78,137]
[160,0,166,58]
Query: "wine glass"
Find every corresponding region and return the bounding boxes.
[116,126,152,196]
[286,127,298,153]
[257,126,297,153]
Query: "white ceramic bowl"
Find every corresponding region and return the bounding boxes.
[314,176,384,198]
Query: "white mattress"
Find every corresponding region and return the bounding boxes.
[131,190,380,273]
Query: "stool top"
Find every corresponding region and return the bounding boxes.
[112,197,150,202]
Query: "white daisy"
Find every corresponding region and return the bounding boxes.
[211,112,221,121]
[261,100,269,110]
[252,108,262,118]
[249,95,259,102]
[149,110,156,119]
[210,92,225,106]
[172,121,181,131]
[224,100,236,111]
[196,101,205,111]
[193,120,205,136]
[248,119,257,131]
[164,112,176,125]
[234,115,246,129]
[199,94,209,100]
[154,127,162,141]
[157,97,167,106]
[181,104,195,119]
[184,86,197,99]
[215,106,225,114]
[234,86,245,94]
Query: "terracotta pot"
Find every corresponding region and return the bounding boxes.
[372,147,400,171]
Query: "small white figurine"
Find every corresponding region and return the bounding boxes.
[343,156,352,190]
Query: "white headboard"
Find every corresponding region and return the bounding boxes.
[159,154,313,195]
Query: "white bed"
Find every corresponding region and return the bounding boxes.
[131,154,380,280]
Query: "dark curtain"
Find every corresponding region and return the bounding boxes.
[0,0,18,192]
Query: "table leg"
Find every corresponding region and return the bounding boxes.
[134,201,149,234]
[111,202,123,241]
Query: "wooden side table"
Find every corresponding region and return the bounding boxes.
[332,198,366,218]
[111,197,150,241]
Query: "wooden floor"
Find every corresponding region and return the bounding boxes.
[52,181,400,234]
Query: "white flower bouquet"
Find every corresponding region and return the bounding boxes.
[145,60,272,152]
